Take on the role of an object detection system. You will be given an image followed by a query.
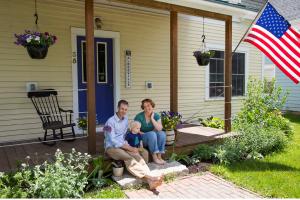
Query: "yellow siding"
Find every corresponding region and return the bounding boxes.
[0,0,262,142]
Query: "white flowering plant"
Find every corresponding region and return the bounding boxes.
[14,30,57,47]
[0,149,91,198]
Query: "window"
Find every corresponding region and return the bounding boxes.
[208,50,246,98]
[96,42,107,83]
[81,41,107,83]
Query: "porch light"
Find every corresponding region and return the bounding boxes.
[95,17,103,29]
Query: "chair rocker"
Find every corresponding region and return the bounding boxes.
[28,89,76,145]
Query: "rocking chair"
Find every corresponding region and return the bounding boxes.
[27,89,76,144]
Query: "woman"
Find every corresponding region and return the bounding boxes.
[134,98,166,165]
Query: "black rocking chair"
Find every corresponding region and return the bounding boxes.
[28,89,76,144]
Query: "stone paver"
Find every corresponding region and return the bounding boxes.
[113,161,188,189]
[125,172,261,199]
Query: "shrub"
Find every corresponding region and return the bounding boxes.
[233,78,292,137]
[214,78,291,164]
[192,144,216,161]
[215,122,288,165]
[199,116,224,129]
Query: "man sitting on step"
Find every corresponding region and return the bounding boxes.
[104,99,163,190]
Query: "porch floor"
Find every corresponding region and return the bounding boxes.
[0,126,232,172]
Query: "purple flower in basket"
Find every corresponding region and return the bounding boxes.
[176,122,184,130]
[103,125,112,133]
[14,30,57,48]
[160,111,182,131]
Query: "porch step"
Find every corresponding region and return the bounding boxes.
[112,161,188,189]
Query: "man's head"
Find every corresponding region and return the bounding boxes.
[117,100,129,119]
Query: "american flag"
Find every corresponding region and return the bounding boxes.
[244,2,300,84]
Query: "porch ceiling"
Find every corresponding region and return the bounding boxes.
[111,0,232,21]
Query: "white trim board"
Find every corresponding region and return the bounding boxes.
[71,27,120,133]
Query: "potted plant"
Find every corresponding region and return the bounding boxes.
[77,117,87,134]
[14,30,57,59]
[161,111,182,145]
[112,160,124,177]
[193,50,214,66]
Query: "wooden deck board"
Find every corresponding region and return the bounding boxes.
[0,126,231,172]
[0,148,11,171]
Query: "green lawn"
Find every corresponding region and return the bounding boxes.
[84,183,126,199]
[210,114,300,198]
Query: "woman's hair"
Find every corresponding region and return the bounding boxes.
[129,121,141,131]
[141,98,155,110]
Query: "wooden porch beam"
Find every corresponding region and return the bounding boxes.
[170,11,178,113]
[85,0,97,154]
[224,17,232,133]
[113,0,231,21]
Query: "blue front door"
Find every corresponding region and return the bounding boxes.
[77,36,114,124]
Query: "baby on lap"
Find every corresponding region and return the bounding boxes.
[126,121,148,161]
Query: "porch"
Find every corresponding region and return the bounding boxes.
[0,126,231,172]
[0,0,235,164]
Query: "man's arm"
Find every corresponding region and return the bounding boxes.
[120,143,138,153]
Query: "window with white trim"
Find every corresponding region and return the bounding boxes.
[209,50,246,98]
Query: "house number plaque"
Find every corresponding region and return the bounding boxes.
[125,50,132,88]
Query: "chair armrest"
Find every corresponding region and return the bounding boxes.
[59,108,73,113]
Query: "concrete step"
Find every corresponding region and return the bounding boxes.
[112,161,189,189]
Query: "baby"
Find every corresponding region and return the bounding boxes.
[126,121,145,153]
[126,121,150,163]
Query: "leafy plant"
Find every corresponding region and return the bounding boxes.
[14,30,57,47]
[77,117,87,130]
[215,125,288,165]
[169,153,198,166]
[86,156,112,191]
[0,149,91,198]
[192,144,216,161]
[0,171,32,198]
[233,78,292,137]
[29,149,91,198]
[213,78,291,165]
[161,111,182,131]
[193,50,215,58]
[199,116,224,129]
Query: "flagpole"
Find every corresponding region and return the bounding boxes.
[232,0,269,54]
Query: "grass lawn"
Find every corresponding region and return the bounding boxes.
[210,114,300,198]
[84,183,126,199]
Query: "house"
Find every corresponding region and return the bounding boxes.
[0,0,265,146]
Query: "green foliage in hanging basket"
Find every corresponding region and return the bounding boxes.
[193,50,215,66]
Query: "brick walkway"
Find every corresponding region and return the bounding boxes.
[125,172,261,199]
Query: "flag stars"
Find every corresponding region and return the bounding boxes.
[256,2,290,38]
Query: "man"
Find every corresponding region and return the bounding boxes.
[104,100,162,190]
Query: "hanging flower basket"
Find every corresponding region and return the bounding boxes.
[193,50,214,66]
[14,30,57,59]
[26,45,48,59]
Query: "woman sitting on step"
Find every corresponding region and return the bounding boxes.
[134,98,167,165]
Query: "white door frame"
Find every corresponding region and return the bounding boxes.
[71,27,120,133]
